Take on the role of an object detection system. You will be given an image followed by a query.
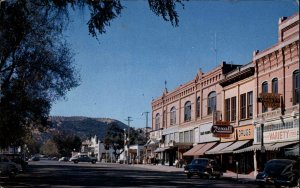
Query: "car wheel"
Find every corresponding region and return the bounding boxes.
[187,174,192,179]
[91,160,96,164]
[9,171,16,179]
[74,160,78,164]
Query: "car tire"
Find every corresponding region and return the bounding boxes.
[91,160,96,164]
[187,174,192,179]
[74,160,78,164]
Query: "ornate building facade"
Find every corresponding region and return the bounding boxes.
[148,12,299,176]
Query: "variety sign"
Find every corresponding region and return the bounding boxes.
[264,128,299,143]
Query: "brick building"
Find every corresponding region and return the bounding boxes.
[148,12,299,176]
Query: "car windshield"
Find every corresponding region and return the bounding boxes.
[191,159,208,166]
[264,160,293,175]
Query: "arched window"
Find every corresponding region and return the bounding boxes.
[208,91,216,115]
[196,97,200,118]
[293,70,299,104]
[262,82,268,113]
[184,101,191,122]
[170,107,176,125]
[272,78,278,94]
[155,113,160,129]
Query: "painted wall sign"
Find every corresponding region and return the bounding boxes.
[237,125,254,140]
[257,93,281,109]
[264,128,299,143]
[221,125,254,142]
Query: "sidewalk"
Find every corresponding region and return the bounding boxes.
[132,164,256,183]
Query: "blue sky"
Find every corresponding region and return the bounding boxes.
[50,1,298,128]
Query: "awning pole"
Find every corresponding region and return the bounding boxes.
[254,149,257,177]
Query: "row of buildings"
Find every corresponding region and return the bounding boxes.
[146,12,299,176]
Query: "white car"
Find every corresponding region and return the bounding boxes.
[0,155,19,179]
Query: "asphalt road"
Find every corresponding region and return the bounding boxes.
[0,159,260,188]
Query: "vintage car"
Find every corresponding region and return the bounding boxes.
[256,159,299,187]
[0,155,19,179]
[184,158,222,179]
[69,154,97,164]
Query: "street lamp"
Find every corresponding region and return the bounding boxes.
[259,116,266,171]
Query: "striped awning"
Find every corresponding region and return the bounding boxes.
[215,140,251,154]
[205,142,234,155]
[154,147,170,153]
[233,143,274,153]
[183,144,205,156]
[194,142,217,156]
[268,141,299,151]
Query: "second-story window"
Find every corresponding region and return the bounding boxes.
[272,78,278,94]
[262,81,268,113]
[231,97,236,121]
[247,91,253,118]
[170,107,176,125]
[293,70,299,105]
[225,98,230,121]
[196,97,200,118]
[208,91,216,115]
[155,113,160,129]
[240,93,246,119]
[184,101,191,122]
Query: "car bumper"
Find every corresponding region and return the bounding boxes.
[256,178,293,186]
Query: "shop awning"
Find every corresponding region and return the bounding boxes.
[183,144,205,156]
[285,144,299,156]
[154,147,170,153]
[268,141,299,151]
[233,143,274,153]
[214,140,250,154]
[145,139,159,146]
[193,142,218,156]
[205,142,234,155]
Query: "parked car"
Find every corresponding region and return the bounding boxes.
[184,158,222,179]
[1,154,27,172]
[29,156,40,161]
[69,154,97,164]
[59,157,69,162]
[0,155,19,179]
[256,159,299,187]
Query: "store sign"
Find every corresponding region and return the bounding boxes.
[237,125,254,140]
[257,93,281,109]
[264,128,299,143]
[211,121,234,138]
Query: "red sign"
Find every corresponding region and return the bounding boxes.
[211,121,234,138]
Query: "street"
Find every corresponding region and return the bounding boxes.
[0,159,260,188]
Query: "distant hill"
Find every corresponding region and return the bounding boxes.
[48,116,128,140]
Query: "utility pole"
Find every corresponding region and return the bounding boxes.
[125,116,132,164]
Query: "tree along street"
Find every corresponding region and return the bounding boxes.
[0,160,260,188]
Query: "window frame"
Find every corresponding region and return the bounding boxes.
[240,93,247,119]
[293,70,299,105]
[196,97,201,118]
[155,113,160,129]
[170,107,176,125]
[208,91,216,115]
[262,81,268,113]
[184,101,192,122]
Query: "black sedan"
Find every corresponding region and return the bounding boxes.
[256,159,299,187]
[184,158,222,179]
